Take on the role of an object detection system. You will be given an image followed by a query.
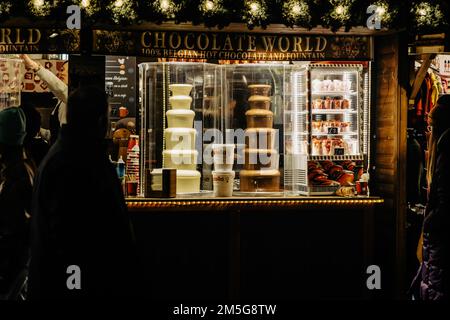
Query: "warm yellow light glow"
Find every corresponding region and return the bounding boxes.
[250,2,260,13]
[205,0,215,11]
[376,6,385,16]
[418,8,427,16]
[160,0,170,11]
[81,0,90,8]
[126,198,384,208]
[292,4,302,15]
[114,0,123,8]
[335,5,345,15]
[34,0,44,7]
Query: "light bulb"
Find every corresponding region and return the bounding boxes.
[292,4,302,15]
[418,8,427,16]
[114,0,123,8]
[205,0,215,11]
[34,0,44,7]
[81,0,90,8]
[160,0,170,11]
[335,5,345,15]
[376,6,385,16]
[250,2,260,13]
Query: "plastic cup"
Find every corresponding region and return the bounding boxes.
[212,171,235,197]
[356,181,368,196]
[126,181,138,197]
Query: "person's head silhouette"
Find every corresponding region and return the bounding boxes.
[66,86,109,140]
[0,107,27,159]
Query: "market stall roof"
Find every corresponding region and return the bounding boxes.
[409,33,450,55]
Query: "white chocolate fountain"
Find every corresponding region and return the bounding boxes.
[162,84,200,193]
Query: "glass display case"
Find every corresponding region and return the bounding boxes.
[139,62,221,196]
[294,63,371,195]
[139,62,371,197]
[222,63,295,195]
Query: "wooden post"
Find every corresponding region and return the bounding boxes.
[408,53,435,107]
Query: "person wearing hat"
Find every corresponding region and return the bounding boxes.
[0,107,36,297]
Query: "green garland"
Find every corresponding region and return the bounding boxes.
[411,1,447,31]
[241,0,270,28]
[282,0,312,27]
[2,0,448,33]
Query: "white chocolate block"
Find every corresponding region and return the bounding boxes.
[176,170,201,193]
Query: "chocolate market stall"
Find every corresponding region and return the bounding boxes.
[1,20,395,298]
[88,25,395,299]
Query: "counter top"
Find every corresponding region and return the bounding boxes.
[126,196,384,211]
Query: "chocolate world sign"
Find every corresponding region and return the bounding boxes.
[0,28,80,54]
[93,30,372,61]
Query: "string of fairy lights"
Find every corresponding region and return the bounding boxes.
[0,0,448,32]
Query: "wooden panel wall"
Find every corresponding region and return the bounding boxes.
[373,33,408,298]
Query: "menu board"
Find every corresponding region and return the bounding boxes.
[105,56,136,120]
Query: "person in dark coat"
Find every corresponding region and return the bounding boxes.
[29,86,141,299]
[20,102,50,167]
[411,95,450,300]
[0,107,35,296]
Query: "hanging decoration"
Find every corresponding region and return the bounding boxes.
[28,0,59,17]
[108,0,138,24]
[199,0,225,18]
[0,1,12,16]
[0,1,449,33]
[321,0,357,30]
[373,0,396,27]
[282,0,312,27]
[241,0,269,28]
[76,0,101,16]
[330,1,352,23]
[152,0,181,20]
[411,1,445,30]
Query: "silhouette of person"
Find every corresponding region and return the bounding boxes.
[0,107,35,297]
[21,54,68,145]
[29,86,140,299]
[411,95,450,300]
[20,102,50,167]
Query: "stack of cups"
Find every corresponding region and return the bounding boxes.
[126,135,140,196]
[212,144,235,197]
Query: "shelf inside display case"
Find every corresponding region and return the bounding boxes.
[308,155,365,161]
[311,132,358,136]
[312,91,357,96]
[312,110,357,114]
